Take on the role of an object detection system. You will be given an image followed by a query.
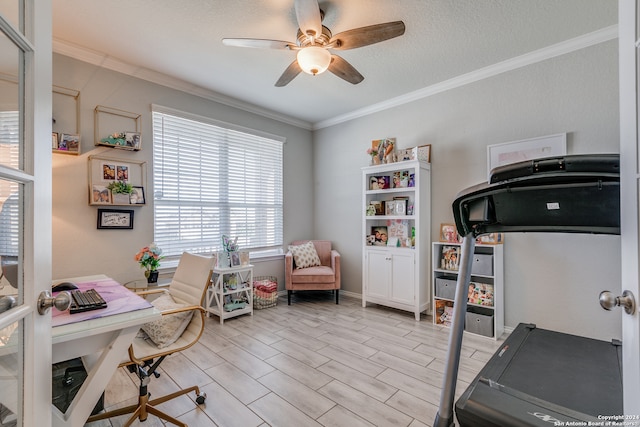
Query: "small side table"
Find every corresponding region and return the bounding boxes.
[123,278,171,292]
[205,264,253,324]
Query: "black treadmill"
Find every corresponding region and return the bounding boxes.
[433,154,623,427]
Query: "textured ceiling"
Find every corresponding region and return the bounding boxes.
[51,0,617,128]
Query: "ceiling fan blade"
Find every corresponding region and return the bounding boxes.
[328,55,364,85]
[275,60,302,87]
[222,38,294,50]
[294,0,322,39]
[329,21,406,50]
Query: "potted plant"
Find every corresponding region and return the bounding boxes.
[135,243,164,283]
[108,180,133,204]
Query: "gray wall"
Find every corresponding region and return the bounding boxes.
[313,40,621,341]
[52,38,621,341]
[51,53,313,288]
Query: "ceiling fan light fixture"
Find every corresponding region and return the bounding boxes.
[297,46,331,75]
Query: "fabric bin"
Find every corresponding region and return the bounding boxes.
[471,254,493,276]
[465,307,494,337]
[253,276,278,309]
[435,276,457,300]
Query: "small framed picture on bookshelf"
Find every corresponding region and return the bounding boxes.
[440,223,461,243]
[371,226,388,246]
[370,176,390,190]
[476,233,504,245]
[440,245,460,271]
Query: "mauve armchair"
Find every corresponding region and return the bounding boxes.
[285,240,341,305]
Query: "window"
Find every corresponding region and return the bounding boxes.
[152,107,284,259]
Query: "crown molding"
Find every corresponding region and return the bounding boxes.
[313,25,618,130]
[52,39,314,130]
[54,24,617,132]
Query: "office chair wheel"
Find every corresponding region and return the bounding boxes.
[195,392,207,405]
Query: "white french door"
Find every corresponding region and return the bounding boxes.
[0,2,53,426]
[619,0,640,419]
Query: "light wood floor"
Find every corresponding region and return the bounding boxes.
[85,292,506,427]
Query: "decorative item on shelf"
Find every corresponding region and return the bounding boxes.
[366,204,376,216]
[107,180,133,204]
[372,138,396,164]
[135,243,164,284]
[440,223,462,243]
[476,233,504,245]
[440,245,460,271]
[219,235,240,268]
[370,226,388,246]
[366,146,380,165]
[98,131,142,151]
[412,144,431,163]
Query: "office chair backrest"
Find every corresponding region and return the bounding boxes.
[169,252,214,306]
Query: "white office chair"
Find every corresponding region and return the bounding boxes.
[87,252,213,427]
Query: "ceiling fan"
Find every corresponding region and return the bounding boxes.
[222,0,405,87]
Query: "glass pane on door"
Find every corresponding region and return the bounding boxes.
[0,3,20,34]
[0,27,23,171]
[0,179,20,300]
[0,319,22,426]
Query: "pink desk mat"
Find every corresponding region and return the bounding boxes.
[52,278,153,327]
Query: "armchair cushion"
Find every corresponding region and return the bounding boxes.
[288,241,321,269]
[141,293,194,348]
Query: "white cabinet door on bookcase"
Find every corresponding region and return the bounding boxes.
[432,241,504,339]
[390,251,415,305]
[365,249,390,300]
[361,160,431,321]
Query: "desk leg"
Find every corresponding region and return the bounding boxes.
[52,325,140,427]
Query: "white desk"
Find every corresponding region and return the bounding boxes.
[51,275,160,427]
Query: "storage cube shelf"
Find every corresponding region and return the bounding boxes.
[432,241,504,339]
[362,160,431,321]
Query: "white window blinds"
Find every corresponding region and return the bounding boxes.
[152,108,284,258]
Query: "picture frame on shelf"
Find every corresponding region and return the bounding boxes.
[392,171,410,188]
[130,186,145,204]
[97,208,134,230]
[477,233,504,245]
[369,200,384,215]
[396,148,414,162]
[370,175,390,190]
[60,133,80,154]
[102,163,116,181]
[440,245,460,271]
[239,250,250,266]
[91,185,111,204]
[125,132,142,150]
[440,223,461,243]
[371,226,388,246]
[412,144,431,163]
[52,132,58,149]
[230,251,241,267]
[116,165,129,181]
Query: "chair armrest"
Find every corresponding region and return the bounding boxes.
[331,250,341,289]
[285,251,294,289]
[159,304,205,317]
[135,288,169,297]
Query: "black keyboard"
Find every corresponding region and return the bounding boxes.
[69,289,107,314]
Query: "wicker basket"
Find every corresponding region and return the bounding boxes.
[253,276,278,309]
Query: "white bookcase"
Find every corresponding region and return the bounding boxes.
[432,241,504,339]
[362,160,431,320]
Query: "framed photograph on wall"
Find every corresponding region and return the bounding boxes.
[487,133,566,181]
[97,209,134,229]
